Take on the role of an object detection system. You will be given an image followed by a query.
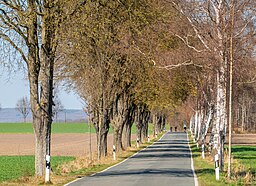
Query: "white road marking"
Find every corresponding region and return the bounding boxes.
[187,132,199,186]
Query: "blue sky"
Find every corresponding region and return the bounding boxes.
[0,68,82,109]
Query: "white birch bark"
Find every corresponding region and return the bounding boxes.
[194,110,199,143]
[202,105,214,159]
[242,100,245,132]
[190,115,194,133]
[196,110,203,143]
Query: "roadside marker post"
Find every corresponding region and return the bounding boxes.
[136,138,139,148]
[215,154,220,180]
[113,145,116,161]
[148,135,150,142]
[202,143,205,159]
[45,155,50,183]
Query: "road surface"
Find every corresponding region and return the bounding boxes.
[67,132,198,186]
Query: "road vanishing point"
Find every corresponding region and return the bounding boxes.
[67,132,198,186]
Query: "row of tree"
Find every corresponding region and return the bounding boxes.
[0,0,255,181]
[58,0,192,159]
[0,0,183,177]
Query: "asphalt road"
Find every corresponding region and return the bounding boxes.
[67,132,198,186]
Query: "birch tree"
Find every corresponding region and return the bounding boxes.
[174,0,256,172]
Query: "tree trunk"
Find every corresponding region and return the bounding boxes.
[111,93,130,152]
[123,104,136,149]
[95,110,110,159]
[156,114,162,133]
[113,124,124,152]
[241,99,245,131]
[123,122,132,149]
[152,113,157,136]
[196,110,203,143]
[194,111,198,142]
[142,111,150,142]
[216,65,227,172]
[189,115,194,133]
[93,97,110,160]
[136,105,148,144]
[97,129,108,158]
[201,104,214,158]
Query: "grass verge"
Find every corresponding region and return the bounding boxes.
[189,133,256,185]
[1,133,164,185]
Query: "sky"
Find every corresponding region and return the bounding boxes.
[0,68,82,109]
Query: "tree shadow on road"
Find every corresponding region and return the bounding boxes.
[94,168,194,178]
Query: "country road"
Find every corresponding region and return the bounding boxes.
[67,132,198,186]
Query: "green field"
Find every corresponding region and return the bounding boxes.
[0,156,75,183]
[0,122,154,134]
[0,123,95,134]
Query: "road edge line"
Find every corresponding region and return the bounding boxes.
[64,178,83,186]
[187,132,199,186]
[65,133,167,185]
[97,132,167,174]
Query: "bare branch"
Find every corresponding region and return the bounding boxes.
[0,31,28,63]
[0,8,28,42]
[1,0,23,12]
[234,21,250,38]
[157,60,203,70]
[133,45,156,65]
[172,1,212,52]
[175,34,207,53]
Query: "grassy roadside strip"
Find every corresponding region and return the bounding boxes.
[1,133,165,185]
[189,132,256,186]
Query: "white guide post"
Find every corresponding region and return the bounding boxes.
[147,135,150,142]
[215,154,220,181]
[45,155,50,183]
[136,138,140,148]
[113,145,116,161]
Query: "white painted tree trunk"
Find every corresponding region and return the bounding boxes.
[195,110,203,149]
[189,116,194,133]
[194,111,199,143]
[202,105,214,159]
[242,98,245,131]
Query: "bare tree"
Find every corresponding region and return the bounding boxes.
[53,96,64,123]
[16,96,30,123]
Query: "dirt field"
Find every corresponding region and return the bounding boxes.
[0,134,136,156]
[205,133,256,145]
[1,133,255,157]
